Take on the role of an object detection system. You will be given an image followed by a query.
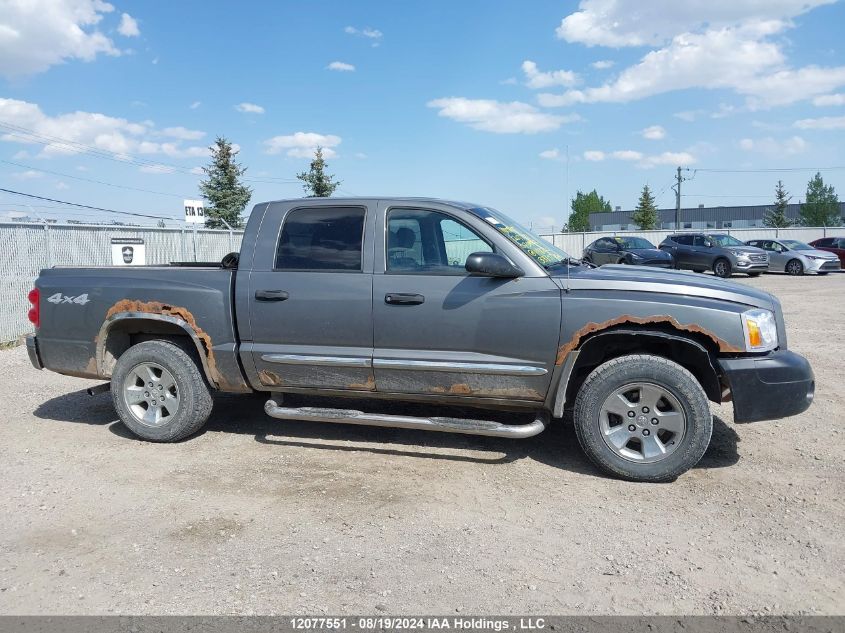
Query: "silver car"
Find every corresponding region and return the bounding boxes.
[745,238,841,275]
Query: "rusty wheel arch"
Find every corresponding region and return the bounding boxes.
[551,323,727,417]
[96,300,221,388]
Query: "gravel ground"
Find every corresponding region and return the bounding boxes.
[0,273,842,615]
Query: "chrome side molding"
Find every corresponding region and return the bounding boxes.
[261,354,372,368]
[372,359,547,376]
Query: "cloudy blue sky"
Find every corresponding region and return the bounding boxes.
[1,0,845,229]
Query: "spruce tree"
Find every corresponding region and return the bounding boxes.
[799,172,841,226]
[763,180,793,228]
[631,184,659,230]
[297,147,341,197]
[199,136,252,229]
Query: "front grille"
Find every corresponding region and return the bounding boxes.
[821,260,841,270]
[748,254,768,262]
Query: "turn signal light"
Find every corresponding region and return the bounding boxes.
[27,287,40,328]
[745,319,761,348]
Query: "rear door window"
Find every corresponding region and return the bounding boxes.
[275,207,366,271]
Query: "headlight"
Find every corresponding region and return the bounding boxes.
[741,309,778,352]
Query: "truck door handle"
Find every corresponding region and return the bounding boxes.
[255,289,289,302]
[385,293,425,305]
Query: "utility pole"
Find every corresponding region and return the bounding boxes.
[672,166,690,229]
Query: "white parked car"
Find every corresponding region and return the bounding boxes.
[745,239,841,275]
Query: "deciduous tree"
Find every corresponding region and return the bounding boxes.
[565,189,611,232]
[799,172,840,227]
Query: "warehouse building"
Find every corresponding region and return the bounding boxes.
[587,202,845,231]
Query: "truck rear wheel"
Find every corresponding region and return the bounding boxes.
[573,354,712,482]
[111,340,213,442]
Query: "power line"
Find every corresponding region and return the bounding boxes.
[0,187,176,221]
[1,159,186,198]
[694,166,845,174]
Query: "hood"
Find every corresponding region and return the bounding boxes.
[550,264,775,310]
[627,248,671,259]
[724,245,766,256]
[801,249,839,259]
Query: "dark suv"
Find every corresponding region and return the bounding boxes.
[659,233,769,277]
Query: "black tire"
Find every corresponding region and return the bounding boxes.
[573,354,713,482]
[818,272,829,276]
[111,340,213,442]
[713,258,732,278]
[747,272,762,277]
[785,259,804,276]
[693,269,706,273]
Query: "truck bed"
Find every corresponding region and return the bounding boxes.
[35,266,249,391]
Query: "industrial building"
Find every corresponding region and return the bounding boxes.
[587,202,845,232]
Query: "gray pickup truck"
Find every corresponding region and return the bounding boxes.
[25,198,815,481]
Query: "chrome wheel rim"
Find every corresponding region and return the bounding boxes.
[122,362,180,427]
[787,260,802,275]
[599,382,687,464]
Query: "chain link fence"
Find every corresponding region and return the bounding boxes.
[1,222,242,343]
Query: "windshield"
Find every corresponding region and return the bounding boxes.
[708,234,746,247]
[616,237,655,249]
[780,239,813,251]
[467,207,571,268]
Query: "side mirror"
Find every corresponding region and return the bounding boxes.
[465,252,524,278]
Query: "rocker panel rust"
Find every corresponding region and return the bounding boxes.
[555,314,743,365]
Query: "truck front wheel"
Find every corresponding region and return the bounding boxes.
[111,340,213,442]
[573,354,712,482]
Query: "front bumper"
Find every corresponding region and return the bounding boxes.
[719,350,814,423]
[26,334,43,370]
[734,258,769,272]
[807,258,841,273]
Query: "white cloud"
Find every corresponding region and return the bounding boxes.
[12,170,42,180]
[591,60,614,70]
[0,0,121,78]
[0,97,209,159]
[539,148,560,160]
[611,150,644,161]
[354,152,367,159]
[793,116,845,130]
[344,26,382,45]
[263,132,342,158]
[327,61,355,72]
[189,101,202,109]
[739,135,808,155]
[521,60,578,89]
[641,125,666,140]
[235,102,265,114]
[555,0,835,47]
[547,2,845,110]
[427,97,577,134]
[189,166,204,175]
[55,181,69,190]
[159,126,205,141]
[583,147,695,168]
[812,93,845,106]
[117,12,139,37]
[674,110,706,122]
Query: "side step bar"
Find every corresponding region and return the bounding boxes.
[264,400,548,439]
